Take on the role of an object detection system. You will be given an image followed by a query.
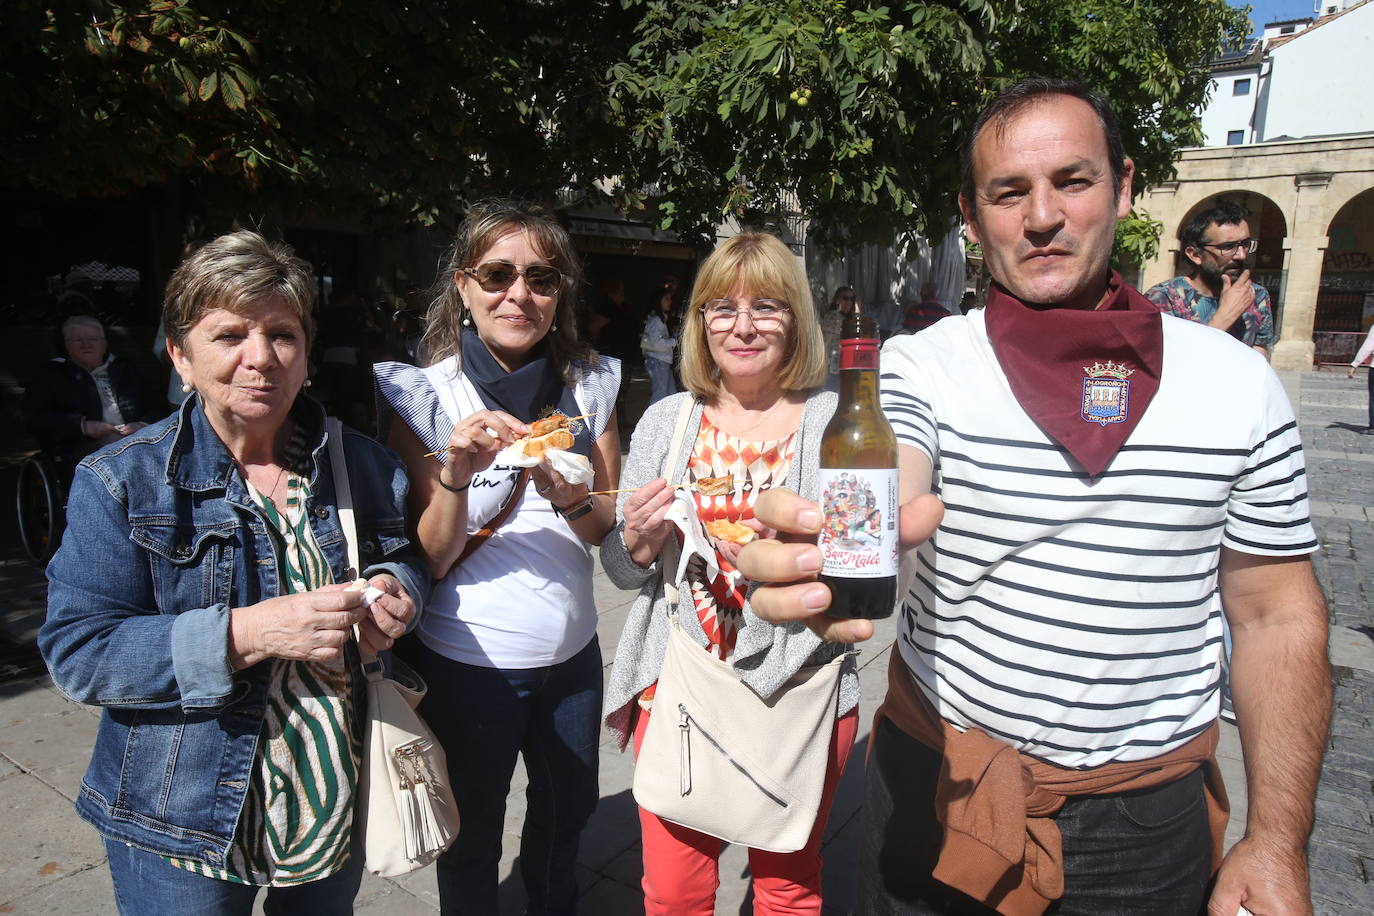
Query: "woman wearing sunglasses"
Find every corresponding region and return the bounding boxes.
[374,199,621,914]
[601,232,859,914]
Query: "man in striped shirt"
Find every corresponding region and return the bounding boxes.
[740,78,1330,916]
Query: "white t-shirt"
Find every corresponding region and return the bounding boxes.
[880,311,1316,767]
[376,355,621,669]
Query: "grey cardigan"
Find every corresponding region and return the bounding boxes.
[600,389,860,750]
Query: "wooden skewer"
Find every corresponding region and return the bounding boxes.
[588,483,693,496]
[422,413,600,458]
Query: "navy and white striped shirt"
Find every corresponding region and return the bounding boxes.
[880,311,1316,767]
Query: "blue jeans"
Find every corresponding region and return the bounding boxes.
[855,718,1212,915]
[410,637,603,915]
[646,358,676,405]
[103,838,362,916]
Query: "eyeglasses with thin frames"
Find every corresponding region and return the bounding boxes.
[462,260,564,297]
[1198,238,1258,255]
[700,298,791,332]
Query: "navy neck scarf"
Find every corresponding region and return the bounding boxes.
[460,330,591,456]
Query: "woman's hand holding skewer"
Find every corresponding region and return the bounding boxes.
[622,478,678,569]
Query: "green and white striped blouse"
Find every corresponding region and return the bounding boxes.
[167,472,361,885]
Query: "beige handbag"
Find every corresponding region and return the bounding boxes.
[630,398,846,853]
[327,418,459,877]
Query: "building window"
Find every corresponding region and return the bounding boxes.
[1227,130,1245,145]
[1233,78,1251,96]
[1280,24,1296,33]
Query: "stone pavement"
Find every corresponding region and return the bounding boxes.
[0,369,1371,915]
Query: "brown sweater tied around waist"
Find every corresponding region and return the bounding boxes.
[875,655,1230,916]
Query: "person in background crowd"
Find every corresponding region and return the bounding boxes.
[1144,199,1275,357]
[375,199,621,915]
[40,230,425,915]
[820,285,859,387]
[738,78,1329,916]
[901,281,952,333]
[602,232,857,915]
[1347,321,1374,433]
[23,314,161,485]
[641,279,679,405]
[959,290,978,312]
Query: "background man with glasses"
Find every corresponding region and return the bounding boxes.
[1145,199,1275,356]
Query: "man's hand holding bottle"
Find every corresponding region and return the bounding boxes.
[735,487,944,644]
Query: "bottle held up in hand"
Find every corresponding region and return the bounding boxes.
[818,310,899,619]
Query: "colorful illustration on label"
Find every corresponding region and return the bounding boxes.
[817,468,898,577]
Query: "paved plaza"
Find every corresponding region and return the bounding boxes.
[0,369,1370,915]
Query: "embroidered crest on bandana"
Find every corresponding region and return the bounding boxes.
[1080,360,1134,427]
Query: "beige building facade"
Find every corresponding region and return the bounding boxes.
[1139,134,1374,369]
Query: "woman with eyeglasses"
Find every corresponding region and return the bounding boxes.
[373,199,622,914]
[601,232,859,914]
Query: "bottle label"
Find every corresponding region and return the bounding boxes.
[818,467,899,578]
[839,338,879,370]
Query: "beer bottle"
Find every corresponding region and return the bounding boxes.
[819,311,899,619]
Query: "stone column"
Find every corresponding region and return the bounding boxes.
[1271,172,1333,370]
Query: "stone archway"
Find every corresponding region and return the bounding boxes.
[1139,134,1374,369]
[1314,187,1374,364]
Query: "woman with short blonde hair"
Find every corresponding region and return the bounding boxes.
[677,233,827,397]
[601,230,857,914]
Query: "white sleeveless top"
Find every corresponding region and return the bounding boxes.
[375,355,621,669]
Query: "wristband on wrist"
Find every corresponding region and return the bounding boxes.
[553,496,595,522]
[438,477,471,494]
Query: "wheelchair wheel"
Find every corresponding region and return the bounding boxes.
[15,455,63,564]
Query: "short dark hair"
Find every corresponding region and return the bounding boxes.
[1179,199,1249,251]
[960,77,1128,218]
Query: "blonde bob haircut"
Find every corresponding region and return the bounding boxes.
[679,232,826,398]
[163,230,316,348]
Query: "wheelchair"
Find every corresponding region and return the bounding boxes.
[15,452,67,564]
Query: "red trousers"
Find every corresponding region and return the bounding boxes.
[631,704,860,915]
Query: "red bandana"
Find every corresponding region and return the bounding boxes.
[984,271,1163,477]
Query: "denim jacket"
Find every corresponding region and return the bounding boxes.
[39,395,428,864]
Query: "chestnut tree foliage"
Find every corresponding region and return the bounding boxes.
[610,0,1250,250]
[1,0,636,228]
[3,0,1248,242]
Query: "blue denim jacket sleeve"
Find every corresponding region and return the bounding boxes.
[41,465,237,710]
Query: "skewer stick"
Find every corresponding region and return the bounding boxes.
[421,412,599,458]
[588,483,693,496]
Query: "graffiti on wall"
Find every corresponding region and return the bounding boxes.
[1323,251,1374,271]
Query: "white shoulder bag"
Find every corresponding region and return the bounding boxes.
[327,418,460,877]
[631,398,846,853]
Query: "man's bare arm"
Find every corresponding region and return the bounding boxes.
[1208,549,1330,916]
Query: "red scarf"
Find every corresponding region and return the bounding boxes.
[984,272,1163,477]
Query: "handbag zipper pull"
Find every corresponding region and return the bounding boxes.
[678,704,691,797]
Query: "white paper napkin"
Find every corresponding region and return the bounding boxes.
[665,489,743,591]
[492,442,595,486]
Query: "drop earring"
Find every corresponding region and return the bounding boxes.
[462,312,472,327]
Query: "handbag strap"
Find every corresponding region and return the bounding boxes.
[326,417,361,578]
[446,466,533,576]
[659,397,698,609]
[327,418,382,668]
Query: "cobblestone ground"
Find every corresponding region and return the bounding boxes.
[1296,370,1374,916]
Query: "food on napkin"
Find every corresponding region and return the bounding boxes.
[492,415,594,485]
[706,519,756,545]
[693,474,735,497]
[520,415,575,458]
[347,578,386,606]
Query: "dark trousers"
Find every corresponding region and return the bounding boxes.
[410,637,603,916]
[855,718,1213,915]
[1366,367,1373,429]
